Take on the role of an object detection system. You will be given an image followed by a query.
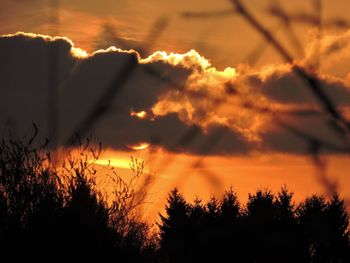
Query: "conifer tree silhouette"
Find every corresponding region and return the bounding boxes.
[187,198,206,263]
[205,196,220,223]
[297,194,350,263]
[61,173,115,261]
[324,193,350,262]
[200,196,221,263]
[159,188,190,263]
[244,189,277,263]
[274,187,306,263]
[217,188,243,262]
[220,188,240,224]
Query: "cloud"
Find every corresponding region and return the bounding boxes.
[0,33,76,136]
[260,113,349,154]
[97,113,249,155]
[303,29,350,77]
[230,63,350,153]
[0,32,249,155]
[1,32,350,156]
[241,64,350,106]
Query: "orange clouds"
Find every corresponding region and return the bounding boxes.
[2,32,350,156]
[139,47,350,151]
[303,29,350,77]
[142,50,247,134]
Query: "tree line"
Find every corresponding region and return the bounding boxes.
[159,188,350,263]
[0,135,349,262]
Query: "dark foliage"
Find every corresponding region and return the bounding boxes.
[297,194,350,263]
[0,135,349,262]
[0,135,156,262]
[159,187,350,263]
[158,188,190,263]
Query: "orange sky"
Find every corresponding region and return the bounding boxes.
[94,147,350,223]
[2,0,350,68]
[1,0,350,223]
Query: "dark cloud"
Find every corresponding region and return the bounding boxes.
[260,114,349,154]
[0,33,249,155]
[1,33,349,156]
[0,33,76,137]
[96,113,249,154]
[237,64,350,154]
[245,67,350,106]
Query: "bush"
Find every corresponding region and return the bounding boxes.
[0,130,156,262]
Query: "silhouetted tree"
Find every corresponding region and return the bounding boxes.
[274,186,307,263]
[244,189,277,263]
[197,196,221,263]
[187,198,206,262]
[205,196,220,223]
[298,195,329,262]
[220,188,240,224]
[159,188,190,263]
[324,193,350,262]
[275,186,294,221]
[298,194,350,263]
[216,188,243,262]
[61,173,115,261]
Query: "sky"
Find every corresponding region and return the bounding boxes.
[1,0,350,222]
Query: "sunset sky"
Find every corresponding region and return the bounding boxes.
[1,0,350,222]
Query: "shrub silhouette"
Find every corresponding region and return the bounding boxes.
[0,136,65,260]
[0,134,156,262]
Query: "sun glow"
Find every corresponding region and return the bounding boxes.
[127,142,150,150]
[130,110,148,119]
[94,158,131,169]
[71,47,89,58]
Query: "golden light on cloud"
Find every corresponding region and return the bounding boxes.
[141,49,211,69]
[130,110,148,119]
[127,142,151,150]
[140,48,241,134]
[4,32,90,59]
[71,47,89,58]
